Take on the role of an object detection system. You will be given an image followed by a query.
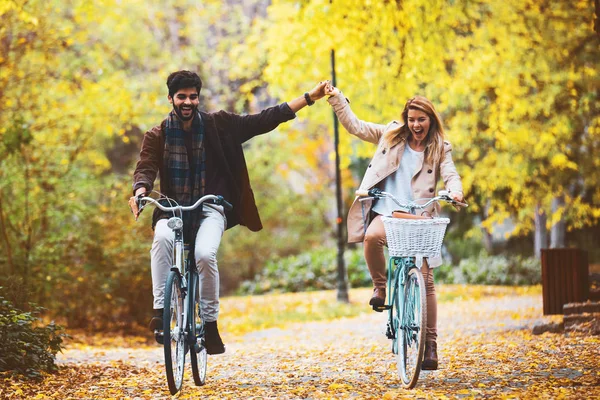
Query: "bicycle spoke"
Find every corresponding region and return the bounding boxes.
[190,272,207,386]
[164,271,186,395]
[396,266,427,389]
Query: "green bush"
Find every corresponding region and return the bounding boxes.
[240,248,541,294]
[444,228,486,262]
[0,291,66,379]
[238,247,371,295]
[435,252,541,285]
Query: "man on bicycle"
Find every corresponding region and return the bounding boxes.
[129,70,327,354]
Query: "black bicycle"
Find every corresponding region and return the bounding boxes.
[138,193,232,395]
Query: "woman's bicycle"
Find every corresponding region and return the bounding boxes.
[137,193,233,395]
[356,188,467,388]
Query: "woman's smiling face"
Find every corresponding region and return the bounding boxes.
[407,109,431,142]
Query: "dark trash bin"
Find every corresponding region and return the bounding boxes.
[541,248,589,315]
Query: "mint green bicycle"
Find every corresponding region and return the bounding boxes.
[357,188,467,388]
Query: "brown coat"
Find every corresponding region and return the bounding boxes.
[133,104,296,231]
[327,92,463,243]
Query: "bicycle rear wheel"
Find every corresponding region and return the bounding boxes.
[189,272,207,386]
[163,270,186,395]
[397,266,427,388]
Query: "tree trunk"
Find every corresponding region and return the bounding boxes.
[0,198,15,274]
[534,203,547,259]
[595,0,600,37]
[550,195,566,248]
[482,200,494,253]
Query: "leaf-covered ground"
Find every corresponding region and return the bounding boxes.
[2,285,599,399]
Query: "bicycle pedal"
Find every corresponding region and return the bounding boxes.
[193,342,203,353]
[154,330,164,345]
[373,305,391,312]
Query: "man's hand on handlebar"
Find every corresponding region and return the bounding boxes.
[129,188,147,221]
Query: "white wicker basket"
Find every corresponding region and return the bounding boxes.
[381,217,450,260]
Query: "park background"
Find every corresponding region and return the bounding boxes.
[0,0,599,390]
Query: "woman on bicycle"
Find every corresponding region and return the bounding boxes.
[324,83,464,370]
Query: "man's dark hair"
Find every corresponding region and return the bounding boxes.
[166,70,202,98]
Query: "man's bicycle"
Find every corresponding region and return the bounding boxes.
[356,188,467,388]
[137,193,233,395]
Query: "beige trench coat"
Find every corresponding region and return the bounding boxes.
[327,92,463,244]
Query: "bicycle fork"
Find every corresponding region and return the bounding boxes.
[386,258,405,342]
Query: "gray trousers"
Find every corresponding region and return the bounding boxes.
[151,205,226,322]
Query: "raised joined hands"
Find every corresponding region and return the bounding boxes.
[308,81,329,102]
[324,82,340,97]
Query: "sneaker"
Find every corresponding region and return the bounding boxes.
[149,308,163,331]
[204,321,225,355]
[369,287,386,311]
[422,341,438,370]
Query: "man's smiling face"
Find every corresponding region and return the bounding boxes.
[169,87,199,121]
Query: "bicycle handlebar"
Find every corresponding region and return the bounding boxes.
[138,194,233,213]
[356,188,468,209]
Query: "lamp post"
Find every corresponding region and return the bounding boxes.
[330,47,349,303]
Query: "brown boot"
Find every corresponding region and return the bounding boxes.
[422,341,438,370]
[369,287,386,311]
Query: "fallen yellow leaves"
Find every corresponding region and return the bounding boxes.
[2,285,598,399]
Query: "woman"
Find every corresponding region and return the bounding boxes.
[324,84,464,370]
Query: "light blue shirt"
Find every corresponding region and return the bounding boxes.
[372,144,424,216]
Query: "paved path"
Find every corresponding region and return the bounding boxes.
[57,293,547,367]
[50,292,600,399]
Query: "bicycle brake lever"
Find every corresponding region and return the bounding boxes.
[216,195,233,211]
[136,193,148,210]
[369,188,383,197]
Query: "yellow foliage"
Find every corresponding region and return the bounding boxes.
[221,0,593,235]
[0,0,597,268]
[550,154,577,171]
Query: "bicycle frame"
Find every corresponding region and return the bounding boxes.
[139,194,231,342]
[385,256,416,344]
[138,194,232,340]
[170,224,192,345]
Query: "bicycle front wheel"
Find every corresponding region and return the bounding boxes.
[189,272,207,386]
[163,270,186,395]
[397,266,427,388]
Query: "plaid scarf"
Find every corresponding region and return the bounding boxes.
[163,110,206,241]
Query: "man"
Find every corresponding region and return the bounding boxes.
[129,70,327,354]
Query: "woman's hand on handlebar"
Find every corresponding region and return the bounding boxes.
[449,191,466,211]
[450,191,464,203]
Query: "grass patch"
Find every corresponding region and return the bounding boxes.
[64,285,544,346]
[436,284,542,303]
[221,285,543,337]
[220,288,372,337]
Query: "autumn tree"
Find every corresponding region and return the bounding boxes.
[233,0,600,258]
[0,0,338,327]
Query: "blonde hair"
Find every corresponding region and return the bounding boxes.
[382,96,445,165]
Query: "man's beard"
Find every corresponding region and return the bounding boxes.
[174,104,197,121]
